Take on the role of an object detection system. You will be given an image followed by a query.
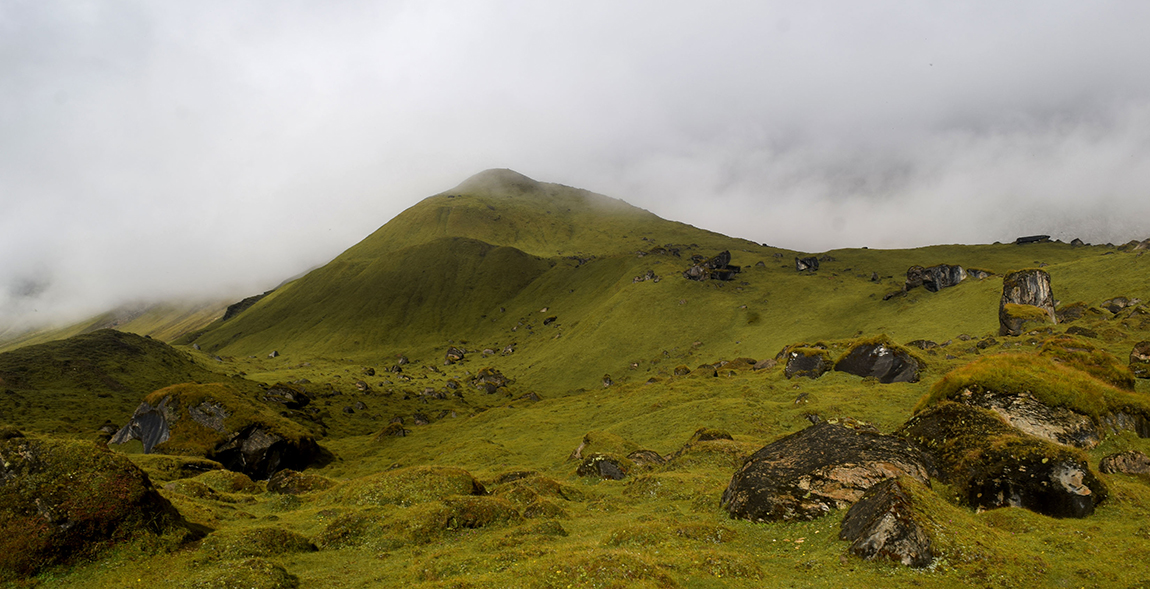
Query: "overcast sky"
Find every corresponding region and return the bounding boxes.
[3,1,1150,329]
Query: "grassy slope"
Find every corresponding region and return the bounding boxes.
[5,170,1150,588]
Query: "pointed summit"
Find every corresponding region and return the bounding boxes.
[449,168,541,196]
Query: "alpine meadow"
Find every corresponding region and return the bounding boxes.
[4,168,1150,589]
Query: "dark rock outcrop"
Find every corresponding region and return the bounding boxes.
[1015,235,1051,245]
[683,250,741,281]
[266,469,334,495]
[260,383,311,410]
[834,340,920,383]
[899,402,1106,518]
[795,256,819,272]
[951,387,1100,448]
[0,434,193,579]
[111,383,320,480]
[222,290,273,322]
[1099,450,1150,475]
[1102,297,1140,314]
[905,264,966,293]
[999,269,1056,336]
[576,453,630,480]
[1132,341,1150,379]
[473,367,510,394]
[721,422,931,522]
[839,479,934,568]
[444,346,466,365]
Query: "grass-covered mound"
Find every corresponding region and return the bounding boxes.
[127,382,320,479]
[1038,334,1137,391]
[0,330,232,437]
[917,352,1150,422]
[0,430,193,580]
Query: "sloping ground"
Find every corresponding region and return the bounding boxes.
[0,329,238,436]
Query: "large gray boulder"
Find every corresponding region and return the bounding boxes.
[834,340,920,383]
[839,479,934,568]
[721,422,931,522]
[999,269,1056,336]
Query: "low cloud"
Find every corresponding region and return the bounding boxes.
[3,1,1150,328]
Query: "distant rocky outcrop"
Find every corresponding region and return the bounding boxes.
[221,290,274,322]
[834,339,921,383]
[111,383,320,480]
[795,256,819,272]
[0,431,194,579]
[683,250,741,281]
[899,402,1106,518]
[839,478,934,568]
[904,264,967,293]
[721,422,931,522]
[999,269,1056,336]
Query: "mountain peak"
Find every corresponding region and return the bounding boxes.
[450,168,541,195]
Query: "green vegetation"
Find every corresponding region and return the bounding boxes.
[3,170,1150,587]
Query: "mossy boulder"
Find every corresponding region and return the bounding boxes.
[1131,341,1150,379]
[0,434,193,580]
[110,382,320,480]
[721,422,931,522]
[568,430,639,461]
[834,336,921,383]
[331,465,485,507]
[784,347,832,379]
[266,469,334,495]
[199,526,317,560]
[491,474,585,506]
[194,469,261,494]
[577,453,633,480]
[128,454,224,482]
[899,402,1106,518]
[189,558,300,589]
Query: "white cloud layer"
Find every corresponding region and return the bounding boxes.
[3,1,1150,327]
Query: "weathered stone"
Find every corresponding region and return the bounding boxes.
[1132,341,1150,379]
[266,469,334,495]
[472,367,510,394]
[904,340,937,350]
[444,346,466,365]
[999,269,1056,336]
[839,479,934,568]
[683,251,740,281]
[1099,450,1150,475]
[834,340,920,383]
[899,402,1106,518]
[1015,235,1050,245]
[260,383,311,410]
[721,422,931,522]
[268,350,279,358]
[952,387,1100,448]
[626,450,666,469]
[752,358,777,371]
[1070,238,1086,247]
[795,256,819,272]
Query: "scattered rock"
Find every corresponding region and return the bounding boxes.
[905,264,966,293]
[999,269,1056,336]
[784,348,832,379]
[904,340,937,350]
[839,478,934,568]
[260,383,311,410]
[721,422,931,522]
[1099,450,1150,475]
[472,367,510,394]
[1071,238,1086,247]
[1132,341,1150,379]
[362,367,375,377]
[795,256,819,272]
[752,358,777,371]
[354,380,370,392]
[444,346,466,365]
[952,387,1101,448]
[576,453,631,480]
[412,413,430,426]
[375,423,409,439]
[673,365,691,376]
[514,392,542,402]
[602,374,613,388]
[1102,296,1141,314]
[543,316,557,326]
[626,450,666,469]
[834,339,920,383]
[683,250,741,281]
[1065,325,1098,338]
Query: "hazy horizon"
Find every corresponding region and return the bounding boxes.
[4,2,1150,329]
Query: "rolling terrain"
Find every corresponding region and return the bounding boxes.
[2,169,1150,588]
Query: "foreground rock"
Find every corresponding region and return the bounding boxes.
[783,347,832,379]
[721,422,930,522]
[111,383,320,480]
[834,338,921,383]
[899,402,1106,518]
[0,431,193,580]
[1099,451,1150,475]
[839,479,934,568]
[952,387,1101,449]
[999,269,1057,336]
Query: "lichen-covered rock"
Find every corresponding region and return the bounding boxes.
[1132,341,1150,379]
[952,387,1101,449]
[839,479,933,568]
[472,367,510,393]
[795,256,819,272]
[0,434,192,580]
[444,346,466,365]
[721,422,931,522]
[905,264,966,293]
[683,250,741,281]
[111,383,320,480]
[260,383,311,410]
[834,338,921,383]
[999,269,1056,336]
[784,348,832,379]
[1099,450,1150,475]
[899,402,1106,518]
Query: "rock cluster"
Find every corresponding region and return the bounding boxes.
[683,250,741,281]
